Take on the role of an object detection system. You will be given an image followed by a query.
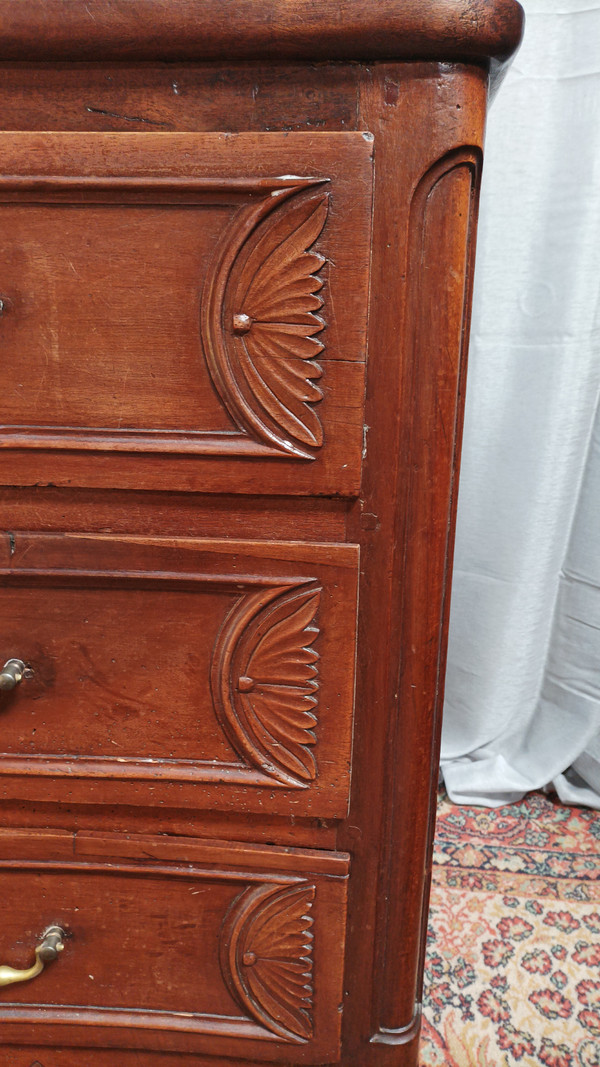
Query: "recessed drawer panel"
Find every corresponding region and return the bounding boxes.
[0,532,358,816]
[0,131,372,495]
[0,830,349,1062]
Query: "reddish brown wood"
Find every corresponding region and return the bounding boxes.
[1,1051,229,1066]
[5,1052,260,1067]
[0,489,349,542]
[0,1,524,81]
[0,800,340,849]
[0,830,348,1062]
[0,4,523,1063]
[0,131,372,496]
[0,63,362,135]
[337,63,489,1063]
[0,534,358,816]
[374,142,481,1041]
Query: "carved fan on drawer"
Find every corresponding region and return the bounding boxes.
[207,187,329,457]
[211,584,322,787]
[221,882,316,1042]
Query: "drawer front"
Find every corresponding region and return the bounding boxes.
[0,131,372,495]
[0,532,358,817]
[0,831,349,1062]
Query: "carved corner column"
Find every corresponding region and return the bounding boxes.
[340,63,489,1064]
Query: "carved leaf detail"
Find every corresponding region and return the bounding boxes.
[211,586,321,787]
[232,192,328,449]
[222,882,315,1041]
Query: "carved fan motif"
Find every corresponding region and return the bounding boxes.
[221,882,315,1041]
[230,191,328,451]
[211,585,321,787]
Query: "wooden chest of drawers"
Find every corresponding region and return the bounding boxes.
[0,3,523,1064]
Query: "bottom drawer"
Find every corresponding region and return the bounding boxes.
[0,831,349,1063]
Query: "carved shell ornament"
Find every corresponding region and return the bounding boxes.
[221,882,315,1041]
[202,186,329,458]
[211,585,321,787]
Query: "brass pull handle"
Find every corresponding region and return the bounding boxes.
[0,659,30,691]
[0,926,65,988]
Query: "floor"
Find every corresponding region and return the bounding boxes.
[420,791,600,1066]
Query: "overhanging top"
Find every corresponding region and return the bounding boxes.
[0,1,524,73]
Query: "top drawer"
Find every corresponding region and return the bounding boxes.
[0,131,373,495]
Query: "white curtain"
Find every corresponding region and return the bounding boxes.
[440,0,600,807]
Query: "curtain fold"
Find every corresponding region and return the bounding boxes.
[440,0,600,807]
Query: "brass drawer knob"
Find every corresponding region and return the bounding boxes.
[0,659,30,691]
[0,926,65,988]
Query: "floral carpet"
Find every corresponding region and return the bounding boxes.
[420,791,600,1066]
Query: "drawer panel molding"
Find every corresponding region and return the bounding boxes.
[0,131,373,495]
[0,831,349,1061]
[0,532,358,815]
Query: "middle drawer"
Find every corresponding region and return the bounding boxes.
[0,532,358,817]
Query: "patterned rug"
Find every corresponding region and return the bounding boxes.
[420,791,600,1066]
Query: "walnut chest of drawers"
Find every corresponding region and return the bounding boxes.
[0,3,523,1064]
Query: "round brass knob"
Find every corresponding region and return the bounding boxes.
[0,659,29,691]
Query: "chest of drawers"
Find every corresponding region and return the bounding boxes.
[0,3,523,1064]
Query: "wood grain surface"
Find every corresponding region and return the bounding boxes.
[0,1,524,81]
[0,534,358,816]
[0,6,523,1062]
[0,830,348,1062]
[0,131,372,495]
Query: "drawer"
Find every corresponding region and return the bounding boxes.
[0,532,358,817]
[0,830,349,1062]
[0,130,372,496]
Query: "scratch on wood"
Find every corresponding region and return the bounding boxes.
[85,107,172,128]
